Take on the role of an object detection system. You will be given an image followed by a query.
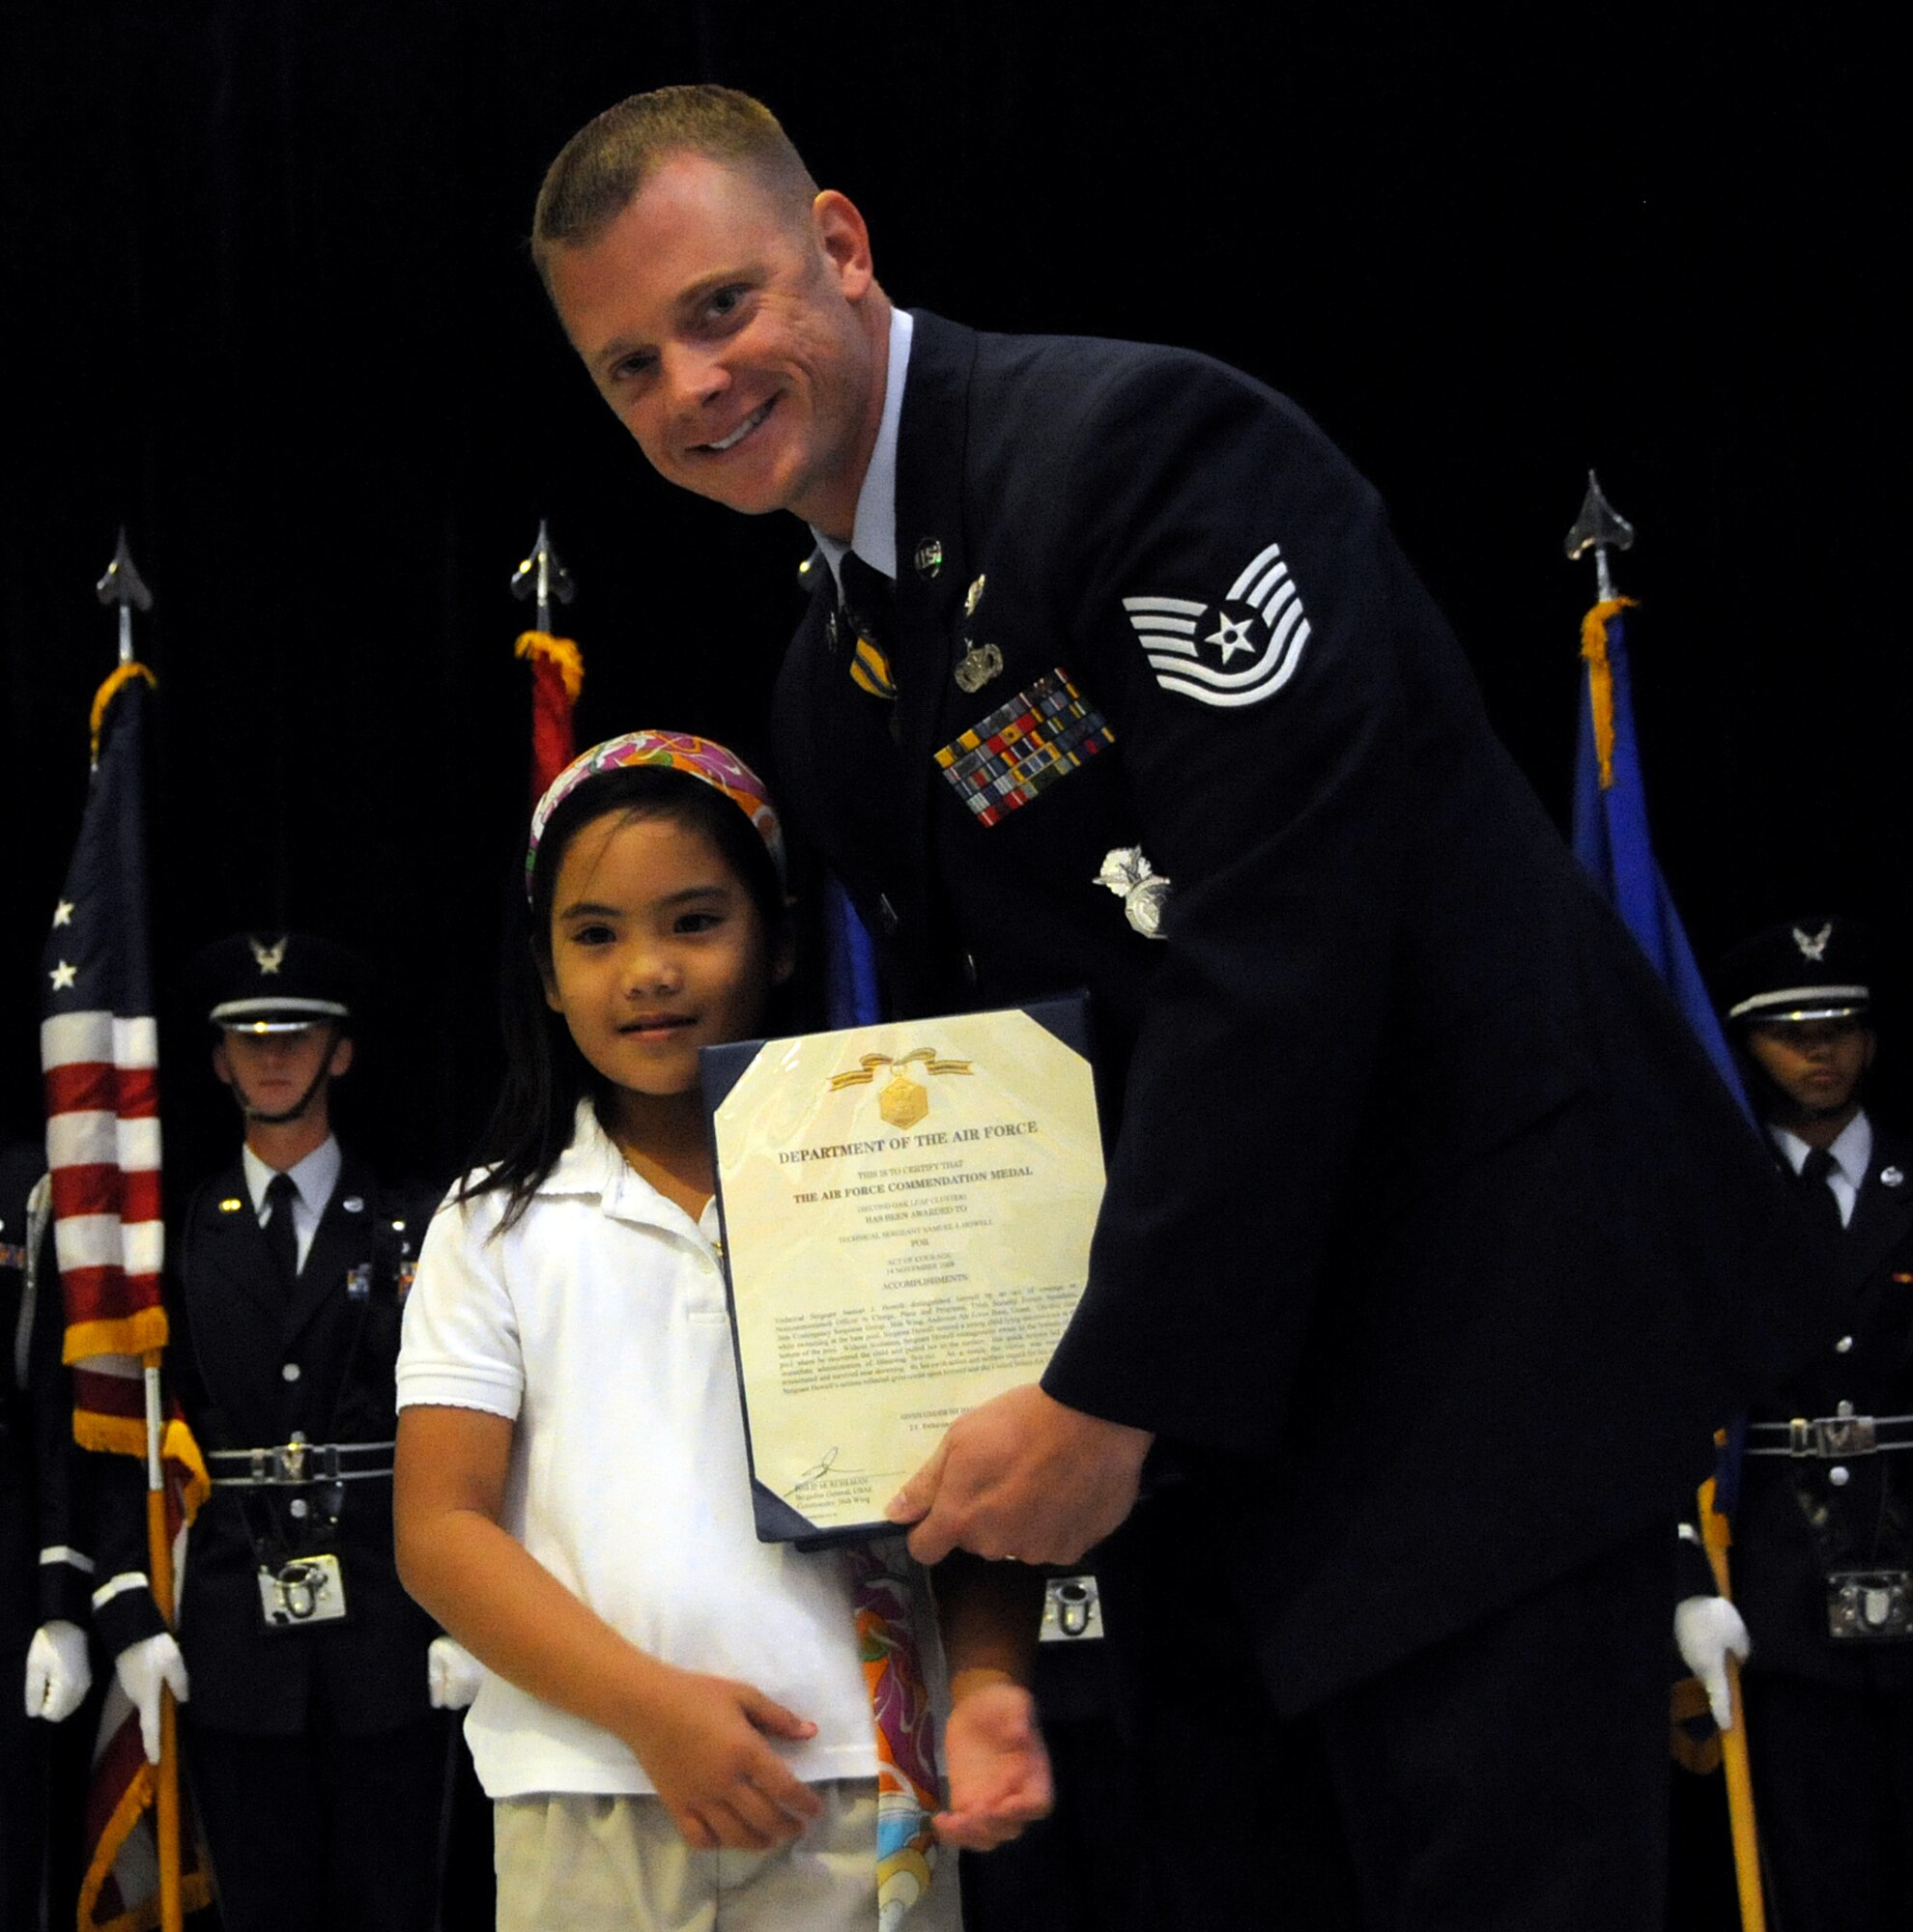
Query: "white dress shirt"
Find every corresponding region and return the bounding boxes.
[1770,1111,1871,1230]
[241,1135,341,1273]
[811,304,914,593]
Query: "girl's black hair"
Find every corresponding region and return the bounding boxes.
[461,763,789,1230]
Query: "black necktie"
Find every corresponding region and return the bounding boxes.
[838,552,899,701]
[1798,1147,1846,1235]
[264,1172,300,1285]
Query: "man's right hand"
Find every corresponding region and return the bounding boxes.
[115,1633,190,1761]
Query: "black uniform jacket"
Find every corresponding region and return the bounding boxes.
[772,312,1833,1710]
[101,1155,441,1736]
[2,1147,93,1647]
[1731,1125,1913,1689]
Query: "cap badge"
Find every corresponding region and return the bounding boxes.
[1793,923,1833,962]
[1096,847,1171,940]
[249,935,288,977]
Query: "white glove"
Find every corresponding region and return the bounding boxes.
[427,1634,483,1711]
[1674,1594,1751,1730]
[24,1620,92,1722]
[115,1633,190,1762]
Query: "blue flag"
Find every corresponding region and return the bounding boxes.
[1571,598,1747,1110]
[1571,597,1753,1509]
[822,873,883,1030]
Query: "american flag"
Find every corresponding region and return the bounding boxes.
[40,664,211,1930]
[41,666,170,1435]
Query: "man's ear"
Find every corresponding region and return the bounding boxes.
[212,1037,233,1088]
[812,190,874,301]
[328,1032,355,1080]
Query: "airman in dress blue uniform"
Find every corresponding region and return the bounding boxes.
[94,933,469,1932]
[1683,918,1913,1932]
[531,85,1829,1929]
[3,1144,95,1929]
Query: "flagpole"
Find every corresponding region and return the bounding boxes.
[97,535,183,1932]
[1564,482,1767,1932]
[1697,1473,1767,1932]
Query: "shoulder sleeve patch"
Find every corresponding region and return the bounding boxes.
[1122,539,1310,709]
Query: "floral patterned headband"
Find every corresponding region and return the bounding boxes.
[526,730,786,898]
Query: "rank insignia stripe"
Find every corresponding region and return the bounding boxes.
[1123,538,1312,709]
[935,671,1115,825]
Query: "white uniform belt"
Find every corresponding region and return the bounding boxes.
[1744,1415,1913,1459]
[207,1438,395,1486]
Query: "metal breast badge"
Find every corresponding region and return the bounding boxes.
[954,572,1004,694]
[1096,847,1171,939]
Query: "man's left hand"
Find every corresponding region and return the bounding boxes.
[884,1384,1153,1565]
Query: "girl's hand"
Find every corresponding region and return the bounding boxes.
[623,1662,825,1851]
[934,1676,1053,1851]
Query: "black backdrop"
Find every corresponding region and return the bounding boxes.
[2,1,1903,1186]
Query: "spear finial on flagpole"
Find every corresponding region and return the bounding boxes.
[96,528,154,667]
[511,519,575,636]
[1563,471,1635,605]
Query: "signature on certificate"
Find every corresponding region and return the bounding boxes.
[789,1446,866,1496]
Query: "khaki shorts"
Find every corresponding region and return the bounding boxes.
[494,1779,965,1932]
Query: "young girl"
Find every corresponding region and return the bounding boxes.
[393,732,1049,1932]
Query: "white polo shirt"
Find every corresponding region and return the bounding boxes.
[396,1101,877,1800]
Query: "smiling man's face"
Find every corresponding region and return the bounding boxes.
[545,150,887,540]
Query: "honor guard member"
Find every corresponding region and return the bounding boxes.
[530,88,1829,1928]
[92,934,471,1932]
[1678,918,1913,1932]
[3,1143,95,1928]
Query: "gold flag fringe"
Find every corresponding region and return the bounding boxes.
[65,1307,169,1367]
[515,630,585,701]
[90,662,158,763]
[78,1751,214,1932]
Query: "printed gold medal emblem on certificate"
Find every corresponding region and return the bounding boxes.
[702,997,1103,1542]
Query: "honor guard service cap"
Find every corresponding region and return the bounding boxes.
[1715,916,1875,1026]
[190,931,369,1034]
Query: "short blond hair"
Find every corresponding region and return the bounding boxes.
[532,85,816,278]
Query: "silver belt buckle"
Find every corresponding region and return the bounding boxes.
[1827,1568,1913,1641]
[257,1553,348,1629]
[1040,1575,1104,1642]
[1793,1414,1878,1457]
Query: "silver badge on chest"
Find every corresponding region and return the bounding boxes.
[1097,847,1171,939]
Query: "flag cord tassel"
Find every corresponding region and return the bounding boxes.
[1579,597,1638,792]
[515,630,585,701]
